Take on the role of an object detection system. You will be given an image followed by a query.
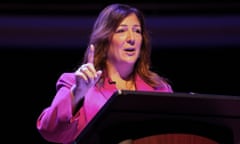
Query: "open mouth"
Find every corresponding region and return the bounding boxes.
[124,48,136,56]
[124,48,135,52]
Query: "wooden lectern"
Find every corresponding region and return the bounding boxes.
[74,90,240,144]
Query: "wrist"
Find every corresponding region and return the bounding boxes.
[70,84,85,114]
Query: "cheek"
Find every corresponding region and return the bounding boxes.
[113,33,127,41]
[111,37,125,49]
[136,38,142,50]
[134,33,142,43]
[136,41,142,57]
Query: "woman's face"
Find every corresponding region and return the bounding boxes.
[108,13,142,66]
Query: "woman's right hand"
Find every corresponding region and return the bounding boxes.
[72,44,102,104]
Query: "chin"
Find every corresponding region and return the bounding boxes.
[124,59,137,64]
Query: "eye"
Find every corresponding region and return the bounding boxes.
[115,29,126,33]
[135,29,142,34]
[133,27,142,34]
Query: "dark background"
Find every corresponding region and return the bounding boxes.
[1,1,240,143]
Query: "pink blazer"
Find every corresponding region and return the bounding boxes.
[36,73,173,144]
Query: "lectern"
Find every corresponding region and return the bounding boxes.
[74,90,240,144]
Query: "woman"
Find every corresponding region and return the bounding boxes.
[36,3,173,144]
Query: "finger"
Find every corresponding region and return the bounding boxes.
[95,70,102,81]
[75,70,89,84]
[93,70,102,85]
[88,44,94,64]
[81,67,95,81]
[76,64,96,84]
[85,63,97,78]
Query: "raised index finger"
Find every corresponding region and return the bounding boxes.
[88,44,95,64]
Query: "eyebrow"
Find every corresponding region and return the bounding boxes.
[118,24,141,27]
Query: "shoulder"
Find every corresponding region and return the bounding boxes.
[156,81,173,93]
[56,72,75,90]
[136,74,173,92]
[155,74,173,93]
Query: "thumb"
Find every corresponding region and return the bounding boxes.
[95,70,102,82]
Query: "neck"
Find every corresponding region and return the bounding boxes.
[115,78,135,90]
[106,62,135,90]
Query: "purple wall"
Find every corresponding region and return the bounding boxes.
[1,15,240,49]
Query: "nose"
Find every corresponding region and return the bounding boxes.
[127,31,135,45]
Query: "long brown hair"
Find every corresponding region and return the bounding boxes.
[83,3,168,88]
